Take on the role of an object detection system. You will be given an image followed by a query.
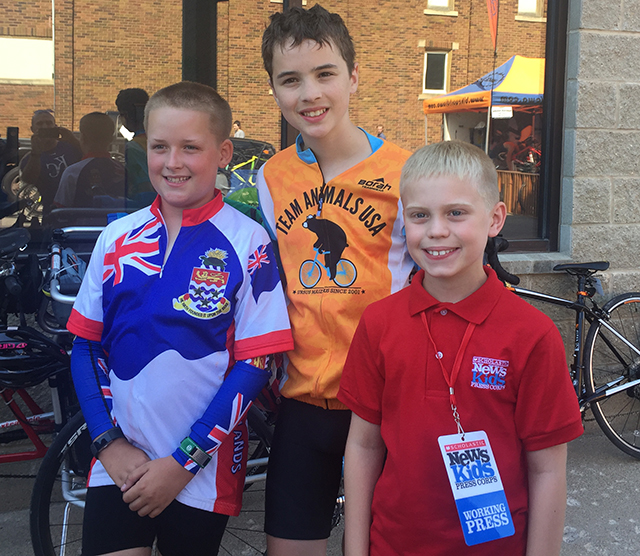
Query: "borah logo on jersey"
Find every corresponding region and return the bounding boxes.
[358,176,391,192]
[173,248,231,319]
[470,356,509,391]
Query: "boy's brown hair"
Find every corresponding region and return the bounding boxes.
[400,140,500,208]
[262,4,356,79]
[79,112,115,151]
[144,81,232,143]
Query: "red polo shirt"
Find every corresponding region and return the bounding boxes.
[338,267,582,556]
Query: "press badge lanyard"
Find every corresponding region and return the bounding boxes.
[420,311,475,438]
[421,310,515,546]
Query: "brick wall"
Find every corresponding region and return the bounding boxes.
[216,0,547,152]
[0,0,53,137]
[0,0,182,138]
[1,0,546,152]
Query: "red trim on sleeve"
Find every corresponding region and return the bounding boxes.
[233,329,293,360]
[66,308,103,342]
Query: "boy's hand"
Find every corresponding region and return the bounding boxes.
[97,438,151,489]
[121,456,194,518]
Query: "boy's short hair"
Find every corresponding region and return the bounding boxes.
[115,88,149,127]
[79,112,115,150]
[400,140,500,208]
[32,109,55,126]
[144,81,232,143]
[262,4,356,79]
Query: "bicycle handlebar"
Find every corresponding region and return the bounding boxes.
[485,236,521,286]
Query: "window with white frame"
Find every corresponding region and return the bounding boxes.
[518,0,542,16]
[0,37,54,83]
[427,0,454,9]
[423,51,448,94]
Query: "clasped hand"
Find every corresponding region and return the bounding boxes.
[98,439,194,518]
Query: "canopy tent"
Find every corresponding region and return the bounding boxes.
[423,55,545,115]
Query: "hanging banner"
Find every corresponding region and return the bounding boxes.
[487,0,499,51]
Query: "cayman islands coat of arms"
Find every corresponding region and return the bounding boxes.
[173,248,231,319]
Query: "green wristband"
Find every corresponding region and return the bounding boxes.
[179,436,211,469]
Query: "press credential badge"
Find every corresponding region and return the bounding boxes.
[438,430,515,546]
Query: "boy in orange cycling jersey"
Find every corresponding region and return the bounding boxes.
[257,5,413,555]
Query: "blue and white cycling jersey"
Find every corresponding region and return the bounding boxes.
[68,193,293,514]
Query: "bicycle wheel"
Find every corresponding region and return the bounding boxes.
[333,259,357,288]
[243,404,273,489]
[585,293,640,459]
[299,260,321,288]
[30,411,90,556]
[220,404,274,555]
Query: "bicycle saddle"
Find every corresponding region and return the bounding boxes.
[0,227,30,257]
[553,261,609,273]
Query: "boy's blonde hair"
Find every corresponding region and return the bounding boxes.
[144,81,232,143]
[400,140,500,208]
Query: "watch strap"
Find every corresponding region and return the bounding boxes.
[90,427,125,458]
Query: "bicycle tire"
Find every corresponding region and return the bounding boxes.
[585,292,640,459]
[333,259,357,288]
[299,260,321,288]
[30,410,90,556]
[244,404,273,489]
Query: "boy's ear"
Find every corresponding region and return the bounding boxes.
[488,201,507,238]
[269,80,280,106]
[218,138,234,168]
[350,62,360,94]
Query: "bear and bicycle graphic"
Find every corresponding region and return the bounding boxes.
[298,214,358,288]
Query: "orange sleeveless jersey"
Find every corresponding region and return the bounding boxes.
[257,137,413,408]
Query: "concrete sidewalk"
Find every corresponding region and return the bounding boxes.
[1,420,639,555]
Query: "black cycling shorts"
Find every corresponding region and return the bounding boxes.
[264,397,351,540]
[82,485,229,556]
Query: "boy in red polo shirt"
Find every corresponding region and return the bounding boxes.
[338,140,583,556]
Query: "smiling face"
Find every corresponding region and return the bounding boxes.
[270,39,358,149]
[146,106,233,218]
[402,174,506,303]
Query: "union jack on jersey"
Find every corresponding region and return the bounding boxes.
[248,245,270,275]
[183,393,249,472]
[102,217,162,285]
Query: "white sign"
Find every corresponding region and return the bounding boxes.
[491,106,513,119]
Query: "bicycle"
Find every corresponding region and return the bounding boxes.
[486,236,640,459]
[299,247,357,288]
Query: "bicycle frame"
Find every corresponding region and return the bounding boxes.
[506,276,640,410]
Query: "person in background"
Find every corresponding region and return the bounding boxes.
[375,125,386,139]
[233,120,245,138]
[115,88,154,203]
[19,109,82,212]
[54,112,125,208]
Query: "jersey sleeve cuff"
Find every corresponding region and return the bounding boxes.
[234,329,294,360]
[67,309,103,342]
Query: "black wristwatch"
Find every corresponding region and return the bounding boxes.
[90,427,125,457]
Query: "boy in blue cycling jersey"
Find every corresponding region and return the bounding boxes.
[68,81,293,556]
